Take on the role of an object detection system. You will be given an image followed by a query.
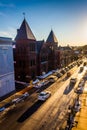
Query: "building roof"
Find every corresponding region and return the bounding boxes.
[0,37,12,42]
[15,18,36,41]
[59,46,73,51]
[46,30,58,43]
[0,37,12,44]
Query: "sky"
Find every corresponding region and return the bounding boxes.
[0,0,87,46]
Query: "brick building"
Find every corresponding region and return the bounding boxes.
[14,18,60,82]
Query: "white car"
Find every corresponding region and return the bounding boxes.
[43,80,50,85]
[38,91,51,101]
[22,92,29,97]
[12,98,22,104]
[12,92,29,104]
[20,92,29,100]
[34,82,44,88]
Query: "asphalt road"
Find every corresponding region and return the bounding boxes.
[0,65,86,130]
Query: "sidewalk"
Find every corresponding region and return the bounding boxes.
[0,85,34,107]
[72,89,87,130]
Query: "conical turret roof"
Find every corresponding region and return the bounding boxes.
[15,18,36,41]
[46,30,58,43]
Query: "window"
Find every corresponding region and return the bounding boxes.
[30,59,36,66]
[19,60,26,68]
[30,43,35,51]
[41,55,48,62]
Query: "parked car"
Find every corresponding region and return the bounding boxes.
[78,80,85,87]
[71,64,73,68]
[38,91,51,101]
[74,101,81,112]
[12,97,22,104]
[43,80,50,85]
[79,66,84,72]
[66,72,71,77]
[75,87,83,94]
[65,67,69,71]
[20,92,29,100]
[68,65,72,69]
[48,77,55,83]
[83,62,87,66]
[34,82,44,88]
[0,107,5,112]
[55,72,63,78]
[4,102,12,108]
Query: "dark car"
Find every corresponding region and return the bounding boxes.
[65,67,69,71]
[4,102,11,108]
[48,77,55,83]
[0,107,5,112]
[60,69,66,74]
[56,72,63,78]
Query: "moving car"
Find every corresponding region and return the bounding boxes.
[66,72,71,77]
[75,87,83,94]
[79,66,84,73]
[38,91,51,101]
[70,78,77,84]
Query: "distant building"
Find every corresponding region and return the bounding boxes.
[58,46,78,67]
[14,18,60,82]
[0,37,15,99]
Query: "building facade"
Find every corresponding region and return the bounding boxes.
[58,46,78,68]
[45,30,60,70]
[14,19,60,82]
[0,37,15,98]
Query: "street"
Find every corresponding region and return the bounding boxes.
[0,65,86,130]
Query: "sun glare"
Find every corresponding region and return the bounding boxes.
[82,20,87,42]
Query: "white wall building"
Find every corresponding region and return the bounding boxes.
[0,37,15,98]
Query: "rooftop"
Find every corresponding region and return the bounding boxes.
[46,30,58,43]
[15,18,36,41]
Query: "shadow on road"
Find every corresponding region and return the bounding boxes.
[63,84,74,95]
[17,101,44,123]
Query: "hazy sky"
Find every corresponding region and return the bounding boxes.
[0,0,87,46]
